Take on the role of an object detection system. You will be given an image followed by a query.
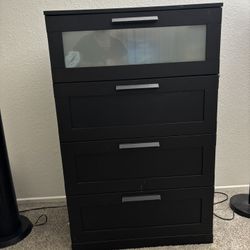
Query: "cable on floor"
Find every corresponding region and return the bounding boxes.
[33,214,48,226]
[19,205,66,227]
[19,205,66,213]
[213,191,235,221]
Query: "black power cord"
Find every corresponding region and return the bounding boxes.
[214,191,235,221]
[19,205,66,226]
[20,205,67,213]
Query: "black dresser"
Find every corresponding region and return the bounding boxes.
[44,3,222,249]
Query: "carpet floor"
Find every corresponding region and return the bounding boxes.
[5,187,250,250]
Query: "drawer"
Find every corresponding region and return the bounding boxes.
[45,6,222,82]
[55,75,218,142]
[61,134,216,195]
[67,187,213,243]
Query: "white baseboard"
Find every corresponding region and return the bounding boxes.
[17,184,249,204]
[17,195,66,204]
[215,184,249,189]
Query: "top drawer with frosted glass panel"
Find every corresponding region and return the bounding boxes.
[45,4,222,82]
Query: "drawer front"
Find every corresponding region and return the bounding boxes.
[61,135,215,195]
[45,7,222,82]
[67,187,213,243]
[55,76,218,142]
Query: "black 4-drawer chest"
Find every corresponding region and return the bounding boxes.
[44,3,223,249]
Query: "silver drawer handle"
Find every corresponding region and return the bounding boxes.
[112,16,159,23]
[119,142,160,150]
[116,83,159,91]
[122,194,161,203]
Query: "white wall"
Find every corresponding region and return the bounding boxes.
[0,0,249,199]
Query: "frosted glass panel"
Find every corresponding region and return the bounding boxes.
[62,25,206,68]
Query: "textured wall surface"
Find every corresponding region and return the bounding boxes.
[0,0,249,199]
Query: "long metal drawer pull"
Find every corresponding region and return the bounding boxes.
[119,142,160,150]
[112,16,159,23]
[116,83,159,91]
[122,194,161,203]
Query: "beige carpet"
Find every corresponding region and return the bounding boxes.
[5,187,250,250]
